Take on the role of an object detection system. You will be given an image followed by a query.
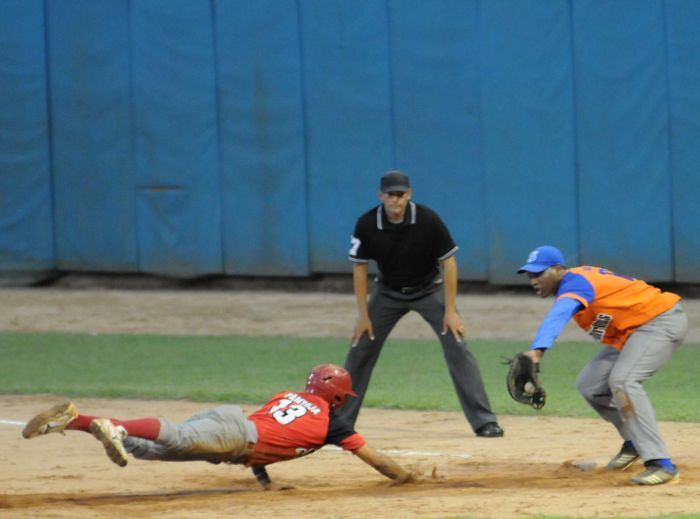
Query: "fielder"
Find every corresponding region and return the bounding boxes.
[516,245,687,486]
[22,364,425,490]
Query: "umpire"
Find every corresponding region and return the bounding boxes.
[340,171,503,438]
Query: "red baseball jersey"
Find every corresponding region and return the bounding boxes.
[558,266,680,349]
[246,391,365,466]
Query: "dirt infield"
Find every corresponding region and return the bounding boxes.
[1,287,700,518]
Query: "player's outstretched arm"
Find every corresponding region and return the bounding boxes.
[353,444,416,485]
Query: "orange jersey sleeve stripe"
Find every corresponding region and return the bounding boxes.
[558,292,589,307]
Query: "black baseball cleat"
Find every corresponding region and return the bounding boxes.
[475,422,504,438]
[607,442,640,471]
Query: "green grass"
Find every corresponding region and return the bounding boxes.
[0,331,697,422]
[2,332,698,519]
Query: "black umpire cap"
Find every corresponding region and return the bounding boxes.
[380,171,410,193]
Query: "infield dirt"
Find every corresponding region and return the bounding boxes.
[1,286,699,518]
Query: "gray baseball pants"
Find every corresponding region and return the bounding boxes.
[123,405,258,463]
[575,303,687,461]
[341,284,498,432]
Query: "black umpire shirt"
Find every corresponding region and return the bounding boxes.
[348,201,458,292]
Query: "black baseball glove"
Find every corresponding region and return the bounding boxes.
[505,353,546,409]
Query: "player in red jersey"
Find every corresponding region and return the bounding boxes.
[22,364,422,489]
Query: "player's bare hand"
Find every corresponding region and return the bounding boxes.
[414,465,444,484]
[352,316,374,347]
[263,480,296,491]
[390,466,443,486]
[442,312,466,342]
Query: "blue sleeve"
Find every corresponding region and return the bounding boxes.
[556,272,595,304]
[530,297,583,350]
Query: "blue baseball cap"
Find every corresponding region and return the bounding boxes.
[517,245,566,274]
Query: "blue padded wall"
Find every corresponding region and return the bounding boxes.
[480,0,578,283]
[215,0,309,276]
[301,0,393,273]
[131,1,222,276]
[666,0,700,283]
[2,0,700,283]
[0,0,53,273]
[573,0,672,279]
[46,0,136,272]
[390,0,487,279]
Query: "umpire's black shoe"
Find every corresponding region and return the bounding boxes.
[475,422,504,438]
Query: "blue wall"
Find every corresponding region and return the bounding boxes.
[1,0,699,283]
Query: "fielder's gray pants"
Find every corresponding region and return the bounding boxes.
[575,303,687,461]
[340,285,497,432]
[123,405,258,463]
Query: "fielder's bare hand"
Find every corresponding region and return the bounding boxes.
[524,348,544,364]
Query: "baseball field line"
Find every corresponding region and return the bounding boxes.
[0,418,25,426]
[322,444,471,459]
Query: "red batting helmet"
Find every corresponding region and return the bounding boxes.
[305,364,357,409]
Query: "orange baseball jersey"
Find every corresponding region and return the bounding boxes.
[246,391,365,466]
[557,266,680,349]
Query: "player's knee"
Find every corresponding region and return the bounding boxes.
[123,437,161,460]
[607,372,638,394]
[608,379,638,418]
[575,373,596,401]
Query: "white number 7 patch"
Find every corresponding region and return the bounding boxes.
[349,236,361,256]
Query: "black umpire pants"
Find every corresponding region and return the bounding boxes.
[340,283,497,432]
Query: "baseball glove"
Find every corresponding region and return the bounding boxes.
[505,353,546,409]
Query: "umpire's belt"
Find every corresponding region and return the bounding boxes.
[389,279,436,295]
